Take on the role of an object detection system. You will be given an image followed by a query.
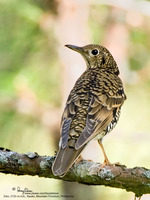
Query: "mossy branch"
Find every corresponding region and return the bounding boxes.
[0,149,150,197]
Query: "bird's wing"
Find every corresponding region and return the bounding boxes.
[52,89,86,176]
[75,75,126,150]
[59,91,81,149]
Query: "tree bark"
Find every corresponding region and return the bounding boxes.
[0,149,149,197]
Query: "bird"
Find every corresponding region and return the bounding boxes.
[52,44,126,177]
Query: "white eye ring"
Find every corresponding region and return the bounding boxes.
[89,49,99,57]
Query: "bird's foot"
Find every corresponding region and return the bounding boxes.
[99,159,121,172]
[99,159,113,169]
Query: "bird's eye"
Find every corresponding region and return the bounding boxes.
[91,49,99,56]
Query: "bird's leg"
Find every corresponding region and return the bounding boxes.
[75,155,83,165]
[98,140,112,168]
[98,140,120,169]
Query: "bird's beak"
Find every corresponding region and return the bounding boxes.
[65,44,84,54]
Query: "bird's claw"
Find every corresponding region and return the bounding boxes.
[98,160,121,173]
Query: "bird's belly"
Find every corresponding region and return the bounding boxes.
[94,131,106,140]
[94,110,120,142]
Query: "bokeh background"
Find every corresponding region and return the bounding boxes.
[0,0,150,199]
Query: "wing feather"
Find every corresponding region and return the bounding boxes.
[75,82,126,150]
[75,97,113,149]
[60,93,81,149]
[61,118,72,149]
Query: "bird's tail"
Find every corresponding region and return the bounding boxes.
[52,145,85,177]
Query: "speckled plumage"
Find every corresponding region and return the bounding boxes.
[52,44,126,177]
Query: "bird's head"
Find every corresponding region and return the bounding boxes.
[65,44,119,75]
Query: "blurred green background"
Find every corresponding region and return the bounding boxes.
[0,0,150,200]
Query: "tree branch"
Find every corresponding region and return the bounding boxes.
[0,149,149,197]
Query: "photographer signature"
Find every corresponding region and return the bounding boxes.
[17,186,32,194]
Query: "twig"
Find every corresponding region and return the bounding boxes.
[0,149,149,197]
